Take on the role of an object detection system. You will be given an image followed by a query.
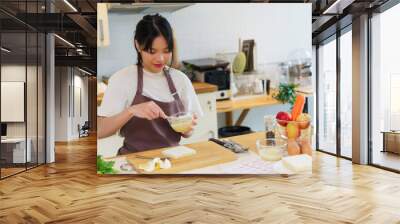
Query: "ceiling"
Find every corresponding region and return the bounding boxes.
[1,0,396,75]
[101,0,393,45]
[0,0,97,75]
[310,0,391,44]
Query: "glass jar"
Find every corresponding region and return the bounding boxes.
[264,115,276,140]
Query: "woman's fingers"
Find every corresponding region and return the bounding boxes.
[139,102,156,120]
[130,101,163,120]
[136,101,195,121]
[192,113,198,126]
[148,101,167,119]
[152,103,167,119]
[158,109,167,119]
[143,108,156,120]
[150,108,161,120]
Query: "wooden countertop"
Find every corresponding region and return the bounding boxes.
[107,138,238,174]
[104,132,311,174]
[192,82,218,94]
[105,132,274,174]
[217,95,281,113]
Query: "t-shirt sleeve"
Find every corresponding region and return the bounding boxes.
[180,74,204,118]
[98,73,129,117]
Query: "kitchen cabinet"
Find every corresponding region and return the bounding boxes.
[180,92,218,144]
[97,4,110,47]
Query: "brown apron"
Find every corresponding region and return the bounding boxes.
[118,65,185,155]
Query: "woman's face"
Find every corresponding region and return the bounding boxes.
[138,36,172,73]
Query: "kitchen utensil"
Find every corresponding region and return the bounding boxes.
[134,155,171,160]
[182,58,231,100]
[166,112,193,133]
[256,138,287,161]
[209,138,249,153]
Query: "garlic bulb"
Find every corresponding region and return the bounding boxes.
[160,158,172,169]
[138,157,172,172]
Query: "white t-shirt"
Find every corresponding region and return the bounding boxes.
[98,65,204,118]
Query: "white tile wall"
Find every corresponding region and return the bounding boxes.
[54,67,89,141]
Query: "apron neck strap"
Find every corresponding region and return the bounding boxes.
[137,66,181,102]
[163,68,180,101]
[137,65,144,94]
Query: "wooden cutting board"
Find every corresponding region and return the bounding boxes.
[125,141,237,174]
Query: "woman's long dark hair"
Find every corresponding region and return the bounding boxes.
[134,14,174,68]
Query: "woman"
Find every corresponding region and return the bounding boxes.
[98,14,203,155]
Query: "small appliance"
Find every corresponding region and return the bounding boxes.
[182,58,231,100]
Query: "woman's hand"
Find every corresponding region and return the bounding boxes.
[128,101,167,120]
[182,113,198,138]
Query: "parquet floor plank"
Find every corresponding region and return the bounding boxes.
[0,135,399,223]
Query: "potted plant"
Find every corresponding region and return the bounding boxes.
[273,83,299,107]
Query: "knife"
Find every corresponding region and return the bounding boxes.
[209,138,249,153]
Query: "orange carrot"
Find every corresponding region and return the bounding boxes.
[291,94,305,121]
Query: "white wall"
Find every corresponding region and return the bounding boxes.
[55,67,69,141]
[98,3,311,78]
[72,74,89,138]
[54,67,89,141]
[171,4,311,64]
[98,3,312,132]
[312,45,317,149]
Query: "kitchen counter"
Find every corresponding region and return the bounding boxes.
[104,132,312,175]
[192,82,218,94]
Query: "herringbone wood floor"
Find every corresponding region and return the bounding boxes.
[1,134,400,224]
